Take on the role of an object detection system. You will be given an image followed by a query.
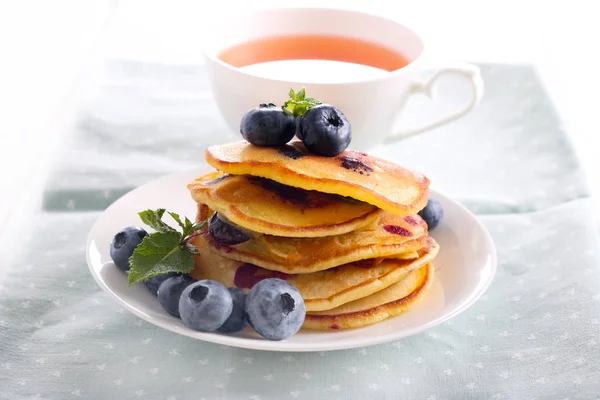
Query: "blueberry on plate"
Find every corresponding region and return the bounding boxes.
[179,280,233,332]
[245,278,305,341]
[217,288,247,333]
[110,226,148,271]
[208,212,251,245]
[418,198,444,231]
[144,272,181,296]
[157,275,195,318]
[240,103,296,146]
[297,105,352,157]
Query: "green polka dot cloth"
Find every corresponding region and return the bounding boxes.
[1,62,599,400]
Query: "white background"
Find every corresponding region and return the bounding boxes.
[0,0,599,239]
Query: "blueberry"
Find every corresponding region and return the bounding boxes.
[418,198,444,231]
[144,272,181,296]
[110,226,148,271]
[297,105,351,156]
[240,103,296,146]
[157,275,194,318]
[179,280,233,332]
[245,278,305,341]
[217,288,247,333]
[294,116,303,141]
[208,213,251,245]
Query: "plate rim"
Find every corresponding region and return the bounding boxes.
[86,167,497,352]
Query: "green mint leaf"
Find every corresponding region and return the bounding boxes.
[128,231,193,285]
[282,88,323,117]
[305,97,322,106]
[282,99,295,116]
[167,211,187,232]
[183,217,196,237]
[191,220,207,232]
[297,88,306,101]
[138,209,175,233]
[168,211,184,227]
[295,104,307,116]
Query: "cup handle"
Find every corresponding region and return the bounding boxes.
[383,63,484,143]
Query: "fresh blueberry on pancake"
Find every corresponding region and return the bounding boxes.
[208,212,251,245]
[240,103,296,146]
[297,104,352,156]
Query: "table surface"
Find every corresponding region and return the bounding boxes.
[0,0,598,268]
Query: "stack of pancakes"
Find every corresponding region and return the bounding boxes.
[187,141,439,330]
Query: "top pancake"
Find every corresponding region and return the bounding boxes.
[205,141,430,216]
[187,171,383,237]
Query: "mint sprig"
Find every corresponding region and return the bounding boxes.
[128,209,206,286]
[282,88,322,117]
[139,209,175,233]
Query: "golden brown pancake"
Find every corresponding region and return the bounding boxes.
[190,234,438,312]
[206,211,429,274]
[303,263,433,330]
[195,202,212,225]
[187,171,383,237]
[205,141,429,216]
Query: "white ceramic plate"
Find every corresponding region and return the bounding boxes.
[86,166,497,352]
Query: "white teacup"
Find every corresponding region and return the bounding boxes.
[203,7,484,150]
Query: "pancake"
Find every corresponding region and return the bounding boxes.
[206,211,429,274]
[303,263,433,330]
[190,234,438,312]
[195,202,212,225]
[205,141,429,216]
[188,171,383,237]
